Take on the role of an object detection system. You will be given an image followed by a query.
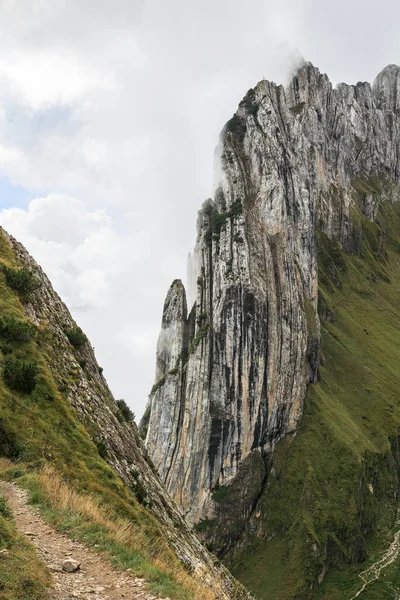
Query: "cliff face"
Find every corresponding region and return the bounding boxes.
[0,228,251,600]
[144,62,400,529]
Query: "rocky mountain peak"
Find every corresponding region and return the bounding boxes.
[372,63,400,110]
[144,64,400,533]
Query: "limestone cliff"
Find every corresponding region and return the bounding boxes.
[144,60,400,536]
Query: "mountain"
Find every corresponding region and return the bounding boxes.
[143,63,400,598]
[0,227,251,600]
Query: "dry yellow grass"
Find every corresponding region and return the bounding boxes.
[0,457,12,472]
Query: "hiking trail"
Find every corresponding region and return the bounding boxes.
[0,480,169,600]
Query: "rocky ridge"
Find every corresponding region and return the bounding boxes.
[144,61,400,532]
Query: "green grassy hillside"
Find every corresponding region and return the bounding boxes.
[230,200,400,599]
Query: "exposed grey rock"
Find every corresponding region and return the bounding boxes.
[62,558,81,573]
[144,62,400,530]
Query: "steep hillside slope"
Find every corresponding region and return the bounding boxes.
[0,227,250,600]
[143,63,400,596]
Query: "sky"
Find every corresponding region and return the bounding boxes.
[0,0,398,418]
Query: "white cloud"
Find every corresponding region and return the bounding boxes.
[0,0,399,414]
[76,268,108,308]
[0,53,116,111]
[0,143,21,165]
[0,194,110,243]
[0,194,148,310]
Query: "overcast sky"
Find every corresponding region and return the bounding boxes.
[0,0,398,417]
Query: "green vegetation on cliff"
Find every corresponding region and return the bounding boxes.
[230,199,400,599]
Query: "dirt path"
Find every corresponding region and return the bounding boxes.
[349,512,400,599]
[0,480,168,600]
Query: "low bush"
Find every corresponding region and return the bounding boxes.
[95,439,108,459]
[129,480,148,505]
[3,357,38,394]
[205,200,243,245]
[2,265,41,295]
[0,496,12,519]
[65,326,87,347]
[0,418,22,459]
[116,399,135,423]
[188,322,209,355]
[0,342,13,355]
[0,316,36,342]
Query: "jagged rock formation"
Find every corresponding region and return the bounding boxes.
[144,60,400,536]
[1,228,251,600]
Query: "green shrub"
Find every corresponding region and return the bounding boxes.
[139,404,151,439]
[188,322,209,354]
[150,375,166,396]
[129,480,148,505]
[212,484,231,503]
[0,496,12,519]
[0,418,22,459]
[0,316,36,342]
[95,439,108,459]
[2,265,41,295]
[0,342,13,355]
[196,312,208,327]
[2,357,38,394]
[8,467,25,479]
[116,399,135,423]
[204,200,243,245]
[194,518,216,533]
[144,452,158,477]
[65,326,87,347]
[225,114,247,143]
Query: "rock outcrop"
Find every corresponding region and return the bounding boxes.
[144,61,400,533]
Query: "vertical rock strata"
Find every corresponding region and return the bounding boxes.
[144,63,400,527]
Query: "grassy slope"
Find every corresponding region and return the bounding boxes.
[0,230,216,600]
[230,201,400,599]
